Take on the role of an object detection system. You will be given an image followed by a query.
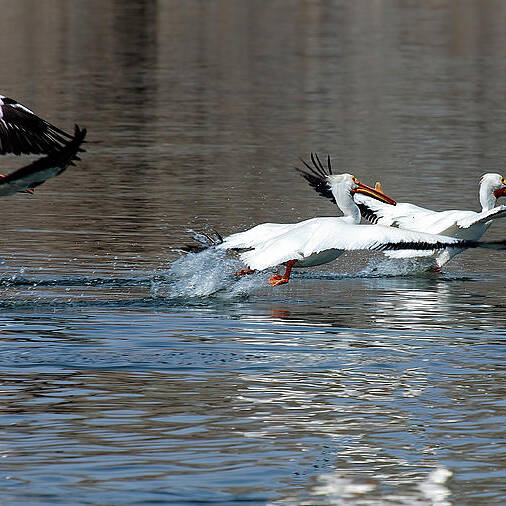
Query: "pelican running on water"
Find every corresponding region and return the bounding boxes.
[298,154,506,269]
[186,166,506,286]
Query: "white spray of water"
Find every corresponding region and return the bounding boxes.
[151,248,444,299]
[359,256,438,277]
[151,249,267,298]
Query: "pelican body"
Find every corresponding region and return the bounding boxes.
[217,173,396,284]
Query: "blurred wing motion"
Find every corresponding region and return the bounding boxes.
[0,125,86,196]
[0,94,73,155]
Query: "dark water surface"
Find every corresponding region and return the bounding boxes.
[0,1,506,504]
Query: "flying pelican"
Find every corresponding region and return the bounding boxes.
[297,154,506,269]
[187,170,506,286]
[0,94,72,156]
[0,125,86,196]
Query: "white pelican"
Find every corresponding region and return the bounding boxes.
[0,95,72,155]
[297,154,506,269]
[0,125,86,196]
[187,169,505,286]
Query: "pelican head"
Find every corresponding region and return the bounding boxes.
[327,173,397,205]
[480,173,506,210]
[326,173,396,224]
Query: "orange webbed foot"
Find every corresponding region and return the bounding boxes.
[269,274,289,286]
[268,260,296,286]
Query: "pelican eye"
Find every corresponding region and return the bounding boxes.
[351,176,359,184]
[501,176,506,185]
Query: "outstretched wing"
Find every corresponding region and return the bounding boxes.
[295,152,336,204]
[0,125,86,196]
[456,205,506,229]
[0,95,73,155]
[238,218,497,271]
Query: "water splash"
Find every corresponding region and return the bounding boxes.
[150,249,470,300]
[359,256,439,277]
[152,249,266,298]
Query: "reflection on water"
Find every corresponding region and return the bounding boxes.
[0,0,506,504]
[1,269,505,503]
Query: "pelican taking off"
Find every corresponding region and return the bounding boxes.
[186,165,506,286]
[297,154,506,269]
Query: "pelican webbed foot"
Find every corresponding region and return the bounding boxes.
[268,260,296,286]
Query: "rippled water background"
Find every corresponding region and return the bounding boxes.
[1,1,506,504]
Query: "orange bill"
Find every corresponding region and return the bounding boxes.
[351,180,397,205]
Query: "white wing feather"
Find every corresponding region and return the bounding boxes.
[236,217,464,271]
[354,194,434,227]
[218,223,295,250]
[456,205,506,228]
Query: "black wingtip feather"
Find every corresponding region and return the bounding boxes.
[296,152,336,205]
[370,238,506,252]
[298,157,322,178]
[0,99,76,155]
[356,203,380,224]
[0,124,87,194]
